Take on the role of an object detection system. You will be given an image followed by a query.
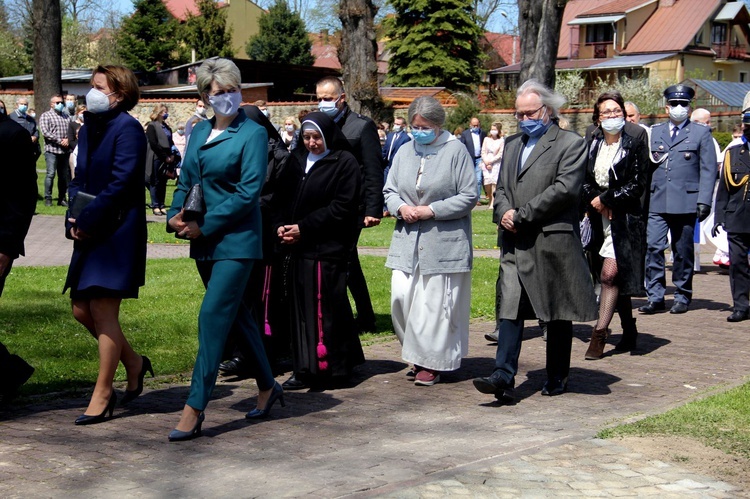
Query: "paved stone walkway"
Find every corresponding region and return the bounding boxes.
[1,215,748,498]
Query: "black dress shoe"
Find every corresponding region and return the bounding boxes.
[44,199,52,207]
[484,329,499,342]
[638,301,665,314]
[281,373,308,391]
[727,310,749,322]
[57,200,68,207]
[541,377,568,396]
[472,372,515,403]
[669,302,688,314]
[218,357,248,377]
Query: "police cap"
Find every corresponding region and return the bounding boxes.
[663,84,695,101]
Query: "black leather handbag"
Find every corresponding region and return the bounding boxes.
[182,183,205,222]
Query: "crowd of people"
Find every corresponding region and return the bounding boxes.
[1,59,748,439]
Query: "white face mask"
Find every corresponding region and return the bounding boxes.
[601,117,625,135]
[490,129,499,137]
[85,88,115,114]
[392,125,403,133]
[285,125,294,132]
[196,106,206,116]
[668,104,689,123]
[208,91,241,117]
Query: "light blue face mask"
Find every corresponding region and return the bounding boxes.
[318,97,340,117]
[54,102,65,113]
[18,104,28,114]
[519,119,546,138]
[412,128,436,145]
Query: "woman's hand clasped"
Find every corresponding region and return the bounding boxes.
[399,205,434,223]
[590,196,613,221]
[67,217,91,241]
[169,209,202,239]
[278,224,300,244]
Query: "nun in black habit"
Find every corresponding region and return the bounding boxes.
[271,112,365,390]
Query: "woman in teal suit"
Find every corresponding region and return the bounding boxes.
[167,58,282,441]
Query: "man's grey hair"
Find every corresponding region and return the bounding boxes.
[624,101,639,114]
[16,96,29,105]
[517,79,566,118]
[408,96,446,127]
[196,58,241,97]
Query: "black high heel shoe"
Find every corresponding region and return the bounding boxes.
[121,355,154,405]
[75,391,117,425]
[245,382,286,419]
[168,412,205,442]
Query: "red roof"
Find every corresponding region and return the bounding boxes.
[163,0,227,22]
[557,0,619,58]
[622,0,721,54]
[484,32,521,66]
[578,0,656,16]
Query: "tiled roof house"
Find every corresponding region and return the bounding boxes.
[491,0,750,89]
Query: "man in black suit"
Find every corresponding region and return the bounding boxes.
[382,116,411,187]
[459,117,486,201]
[0,110,38,404]
[712,111,750,322]
[316,76,383,332]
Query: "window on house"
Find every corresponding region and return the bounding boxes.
[585,24,614,44]
[718,69,724,81]
[740,72,747,83]
[694,28,703,45]
[712,23,727,44]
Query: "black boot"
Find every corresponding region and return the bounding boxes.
[0,354,35,403]
[615,318,638,352]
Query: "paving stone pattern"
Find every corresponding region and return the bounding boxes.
[1,214,748,497]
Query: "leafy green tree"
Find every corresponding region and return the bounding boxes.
[0,2,31,76]
[245,0,314,66]
[384,0,483,90]
[181,0,234,59]
[61,16,90,67]
[117,0,183,73]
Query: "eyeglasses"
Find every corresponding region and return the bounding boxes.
[600,109,623,118]
[411,126,433,132]
[668,100,690,107]
[52,101,63,104]
[514,105,544,120]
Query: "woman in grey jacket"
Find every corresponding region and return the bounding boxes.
[383,97,478,386]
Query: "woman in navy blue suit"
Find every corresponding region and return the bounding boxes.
[167,58,281,441]
[65,65,152,425]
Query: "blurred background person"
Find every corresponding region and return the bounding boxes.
[64,65,152,425]
[581,91,648,358]
[280,115,299,151]
[68,104,86,153]
[480,121,504,208]
[272,112,364,391]
[184,99,208,140]
[39,94,72,206]
[384,96,478,386]
[144,104,176,216]
[173,122,187,159]
[10,97,41,161]
[167,58,280,441]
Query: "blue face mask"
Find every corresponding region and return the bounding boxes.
[162,113,169,121]
[18,104,28,114]
[54,103,64,113]
[412,129,436,145]
[519,119,547,138]
[318,97,340,117]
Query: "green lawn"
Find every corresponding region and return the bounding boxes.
[1,255,498,397]
[599,381,750,460]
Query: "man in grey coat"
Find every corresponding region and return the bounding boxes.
[473,80,597,402]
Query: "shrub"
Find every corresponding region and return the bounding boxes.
[555,70,586,108]
[593,76,671,115]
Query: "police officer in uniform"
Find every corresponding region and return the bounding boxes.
[712,110,750,322]
[639,84,717,315]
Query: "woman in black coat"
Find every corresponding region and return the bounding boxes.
[65,65,152,424]
[144,104,176,215]
[272,112,364,390]
[581,91,648,359]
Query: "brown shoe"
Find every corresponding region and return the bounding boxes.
[584,327,609,360]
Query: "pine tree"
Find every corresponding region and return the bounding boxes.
[245,0,314,66]
[117,0,183,73]
[182,0,234,60]
[384,0,484,90]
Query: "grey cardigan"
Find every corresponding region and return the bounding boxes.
[383,130,478,275]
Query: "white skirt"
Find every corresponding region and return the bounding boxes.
[390,266,471,371]
[599,214,616,259]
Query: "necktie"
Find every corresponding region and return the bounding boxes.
[671,126,678,140]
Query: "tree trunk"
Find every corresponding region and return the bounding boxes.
[338,0,384,120]
[518,0,567,89]
[32,0,62,106]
